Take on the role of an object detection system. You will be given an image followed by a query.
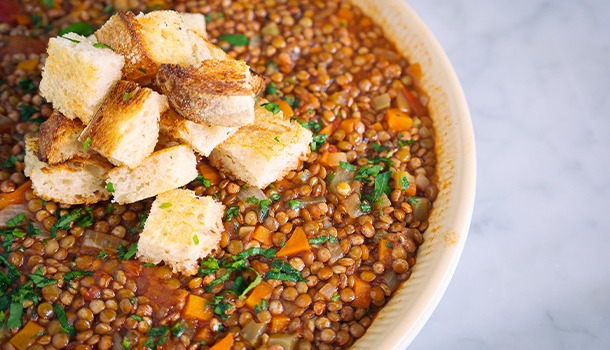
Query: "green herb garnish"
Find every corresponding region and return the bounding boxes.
[225,206,240,221]
[288,199,303,210]
[54,304,75,334]
[310,134,328,151]
[58,22,95,37]
[117,242,137,260]
[308,236,338,245]
[159,202,172,209]
[339,161,355,171]
[264,259,307,282]
[193,234,199,245]
[106,182,115,193]
[218,33,249,46]
[93,43,111,49]
[2,155,18,169]
[262,102,281,115]
[83,137,91,150]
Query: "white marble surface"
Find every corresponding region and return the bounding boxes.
[406,0,610,349]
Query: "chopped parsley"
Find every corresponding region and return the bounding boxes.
[359,201,372,213]
[274,136,280,142]
[339,161,355,171]
[130,314,144,321]
[354,164,384,182]
[371,171,392,203]
[310,133,328,151]
[41,0,54,9]
[386,242,393,248]
[63,270,92,285]
[93,43,111,49]
[195,174,211,188]
[308,235,338,245]
[171,321,186,337]
[265,82,278,95]
[27,220,40,236]
[96,250,108,259]
[18,104,43,123]
[75,207,94,228]
[407,197,420,205]
[262,102,281,115]
[54,304,75,334]
[264,259,307,282]
[281,96,299,109]
[193,234,199,245]
[288,199,303,210]
[245,196,259,204]
[254,299,268,313]
[58,22,95,37]
[103,4,114,13]
[82,137,91,150]
[122,92,131,101]
[106,182,115,193]
[331,294,340,302]
[270,193,282,201]
[397,139,416,147]
[159,202,172,209]
[6,213,25,228]
[2,155,18,169]
[146,326,169,347]
[400,176,410,190]
[117,242,137,260]
[371,143,390,152]
[50,208,91,238]
[29,267,57,288]
[297,120,322,132]
[205,12,225,22]
[218,33,249,46]
[18,78,36,94]
[61,36,80,44]
[258,199,272,221]
[206,295,231,320]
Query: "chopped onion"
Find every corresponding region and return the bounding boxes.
[415,174,431,192]
[0,204,30,228]
[328,167,354,194]
[268,334,298,350]
[238,226,255,239]
[324,152,348,167]
[237,187,268,204]
[327,241,344,264]
[344,193,363,219]
[241,321,266,346]
[383,270,399,292]
[412,197,431,222]
[373,93,391,111]
[396,86,411,113]
[299,196,327,206]
[317,282,338,301]
[374,193,391,210]
[82,230,128,252]
[296,169,312,184]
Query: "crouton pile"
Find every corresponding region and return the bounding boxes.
[23,10,313,274]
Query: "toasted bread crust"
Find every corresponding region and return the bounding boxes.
[38,110,87,164]
[95,11,155,83]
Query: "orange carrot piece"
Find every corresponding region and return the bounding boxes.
[386,108,413,132]
[244,281,273,310]
[400,86,426,117]
[15,14,31,26]
[16,59,39,72]
[318,151,347,168]
[352,277,372,309]
[371,122,383,131]
[377,239,393,268]
[340,118,359,134]
[276,227,310,257]
[209,333,234,350]
[393,170,416,197]
[318,123,334,136]
[10,321,44,350]
[276,99,294,118]
[194,327,212,342]
[252,225,273,246]
[337,8,354,21]
[183,294,214,322]
[0,180,31,210]
[270,315,291,333]
[197,163,221,185]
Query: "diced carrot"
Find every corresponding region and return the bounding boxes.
[400,86,426,117]
[10,321,44,350]
[194,327,212,342]
[270,315,291,333]
[386,108,413,132]
[15,14,31,26]
[276,99,294,118]
[393,170,416,197]
[352,277,371,309]
[407,63,422,84]
[337,8,354,21]
[340,118,359,134]
[0,180,31,210]
[377,239,393,268]
[318,123,334,136]
[252,225,273,246]
[244,281,273,310]
[16,59,39,72]
[197,163,221,185]
[209,333,234,350]
[318,151,347,168]
[183,294,214,322]
[371,122,383,131]
[276,227,310,257]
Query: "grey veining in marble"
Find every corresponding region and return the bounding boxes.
[407,0,610,349]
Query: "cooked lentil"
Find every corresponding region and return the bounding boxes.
[0,0,438,348]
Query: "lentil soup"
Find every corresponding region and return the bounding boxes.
[0,0,439,349]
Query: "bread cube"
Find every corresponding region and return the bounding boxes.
[37,110,89,165]
[107,145,198,204]
[25,137,112,205]
[79,80,167,169]
[136,189,224,275]
[156,60,265,127]
[159,109,238,157]
[180,12,207,38]
[39,33,124,124]
[188,32,232,63]
[209,102,313,188]
[95,10,194,83]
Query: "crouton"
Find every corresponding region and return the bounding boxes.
[188,32,231,63]
[107,145,198,204]
[180,12,206,38]
[79,80,167,169]
[136,189,223,275]
[37,110,89,165]
[156,60,265,127]
[24,137,112,205]
[209,103,313,188]
[94,10,194,83]
[39,33,124,124]
[159,109,238,157]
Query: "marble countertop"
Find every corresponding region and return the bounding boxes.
[406,0,610,349]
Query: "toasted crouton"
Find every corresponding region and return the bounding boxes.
[25,137,112,205]
[39,33,124,124]
[94,10,194,83]
[188,32,231,63]
[107,145,198,204]
[79,80,167,169]
[136,189,223,275]
[37,110,89,165]
[180,13,206,38]
[156,60,265,127]
[159,109,238,156]
[209,103,313,188]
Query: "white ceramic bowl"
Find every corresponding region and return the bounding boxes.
[348,0,476,349]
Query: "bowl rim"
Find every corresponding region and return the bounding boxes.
[348,0,476,348]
